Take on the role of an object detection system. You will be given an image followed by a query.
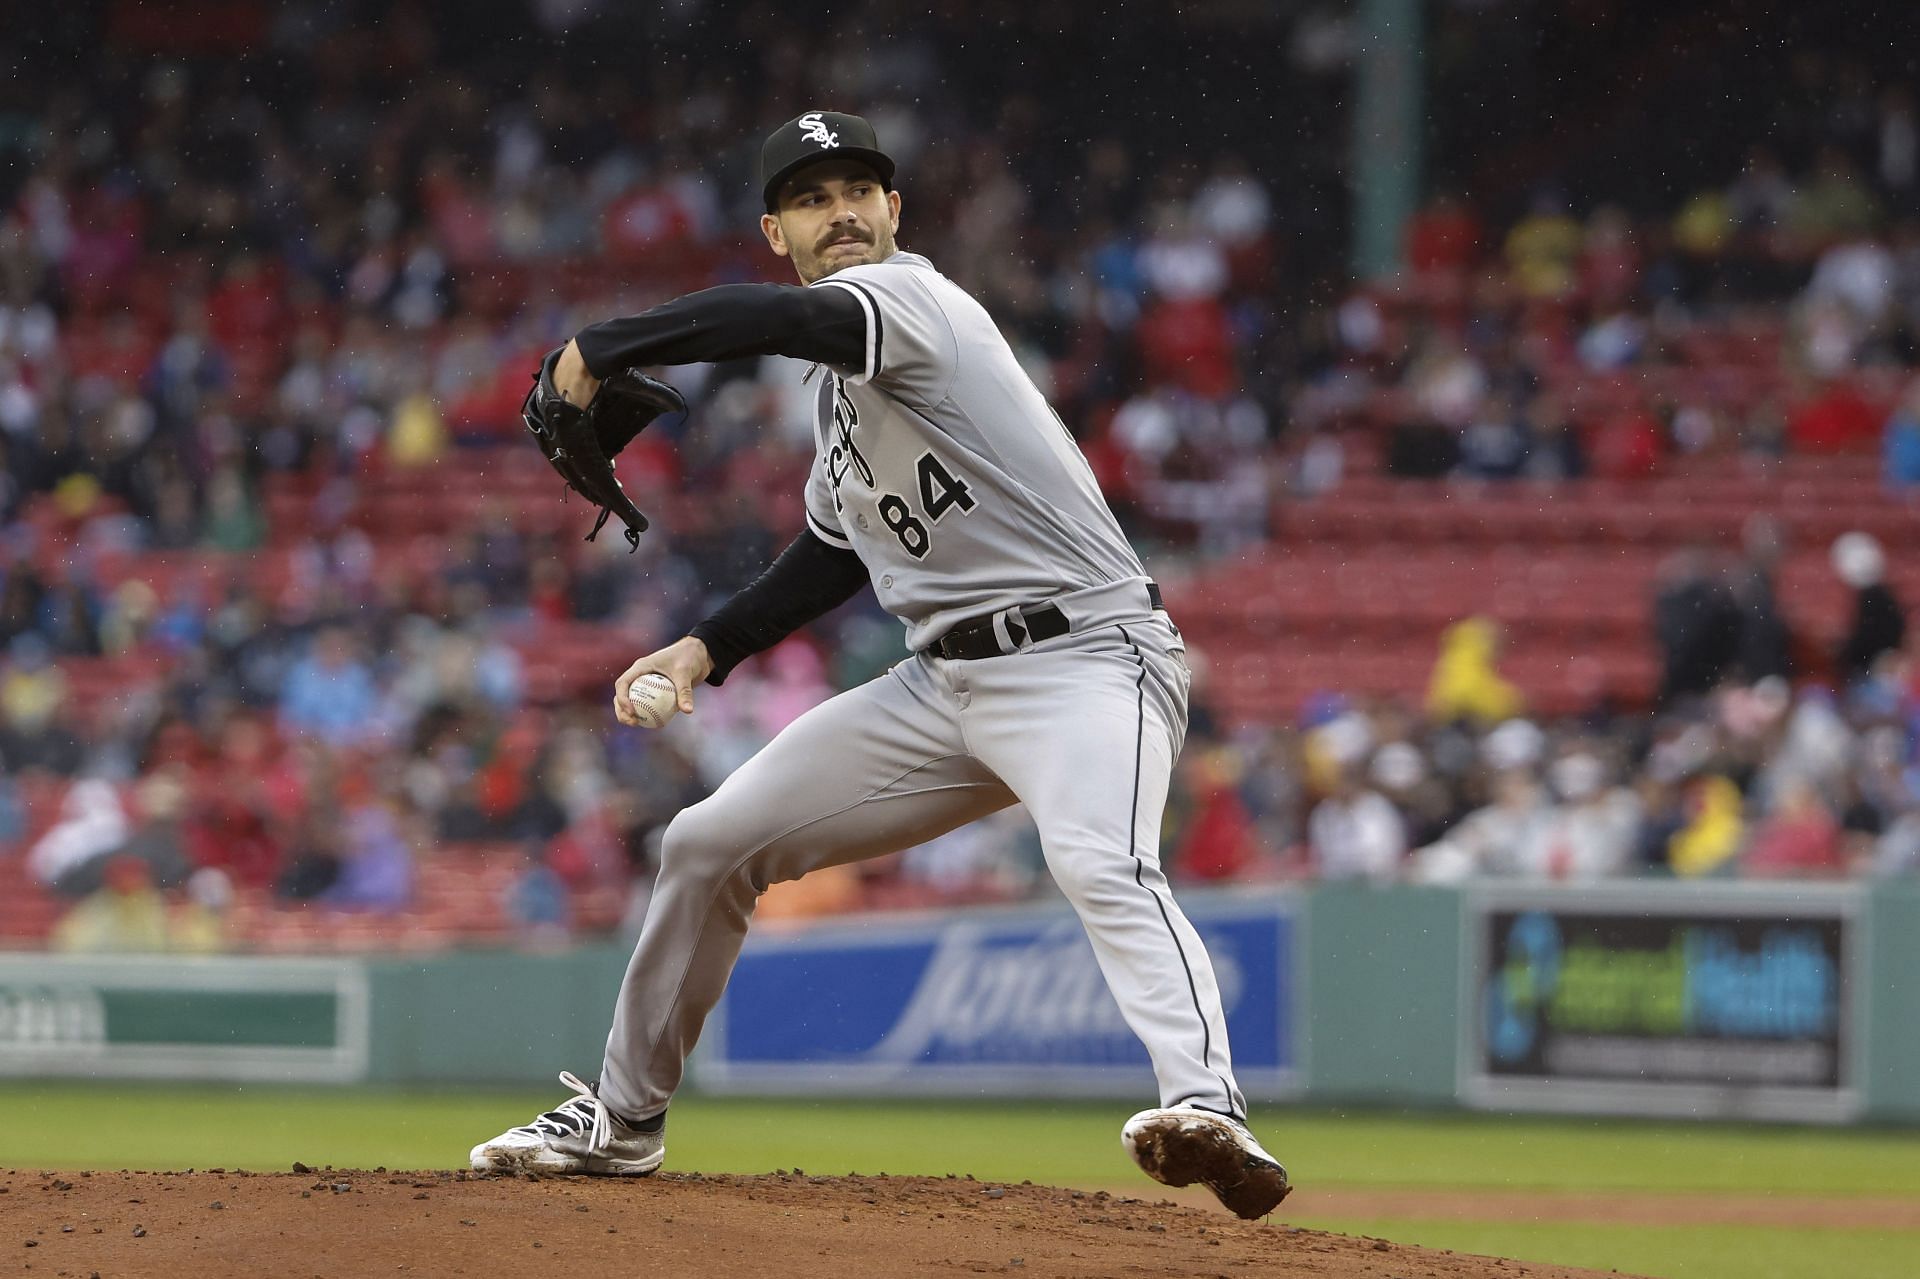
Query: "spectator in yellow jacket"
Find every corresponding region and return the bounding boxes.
[1428,617,1524,726]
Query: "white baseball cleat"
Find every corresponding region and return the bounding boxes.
[1121,1103,1291,1219]
[469,1071,665,1175]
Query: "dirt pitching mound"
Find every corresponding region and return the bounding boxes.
[1,1168,1633,1278]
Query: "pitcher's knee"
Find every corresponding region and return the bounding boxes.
[1043,846,1136,912]
[656,802,749,892]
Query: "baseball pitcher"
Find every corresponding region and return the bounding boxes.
[474,111,1290,1219]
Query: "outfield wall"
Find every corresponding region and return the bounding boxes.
[4,882,1917,1123]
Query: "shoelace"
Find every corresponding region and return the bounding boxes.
[512,1071,612,1155]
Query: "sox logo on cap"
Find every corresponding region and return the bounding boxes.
[798,112,840,148]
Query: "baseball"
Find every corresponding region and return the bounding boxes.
[626,673,679,729]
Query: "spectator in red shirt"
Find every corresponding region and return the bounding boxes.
[1589,405,1665,478]
[1579,205,1642,310]
[1174,747,1260,881]
[1789,378,1881,452]
[1405,193,1482,275]
[1743,778,1846,877]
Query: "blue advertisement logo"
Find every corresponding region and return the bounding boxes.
[1485,911,1561,1065]
[709,898,1294,1094]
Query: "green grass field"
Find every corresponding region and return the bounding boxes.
[3,1083,1916,1279]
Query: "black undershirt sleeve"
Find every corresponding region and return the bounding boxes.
[688,528,871,686]
[582,286,872,682]
[573,283,867,378]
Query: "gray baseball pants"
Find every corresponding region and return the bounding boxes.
[597,611,1248,1123]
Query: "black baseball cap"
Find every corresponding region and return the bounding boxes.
[759,111,896,213]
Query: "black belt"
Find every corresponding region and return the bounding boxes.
[925,582,1164,661]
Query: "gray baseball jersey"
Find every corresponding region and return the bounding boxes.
[592,248,1249,1135]
[802,252,1150,651]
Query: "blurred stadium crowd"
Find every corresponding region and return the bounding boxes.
[2,2,1918,952]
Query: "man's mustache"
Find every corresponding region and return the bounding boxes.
[818,229,872,251]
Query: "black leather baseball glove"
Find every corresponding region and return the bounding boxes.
[522,345,686,548]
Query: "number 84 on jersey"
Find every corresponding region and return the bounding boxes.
[832,448,977,561]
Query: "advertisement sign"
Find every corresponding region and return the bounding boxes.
[1462,884,1864,1121]
[701,891,1299,1100]
[0,955,370,1084]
